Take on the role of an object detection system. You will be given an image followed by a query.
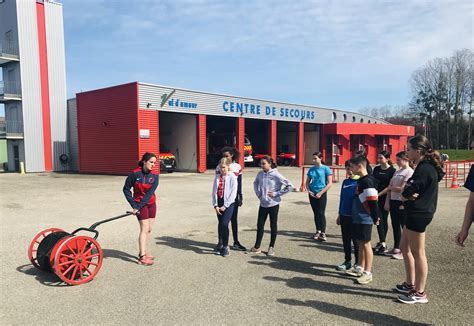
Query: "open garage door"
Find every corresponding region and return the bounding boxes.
[277,121,297,166]
[206,116,237,168]
[159,112,197,172]
[304,124,320,164]
[245,118,269,166]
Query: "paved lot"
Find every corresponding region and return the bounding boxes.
[0,167,473,325]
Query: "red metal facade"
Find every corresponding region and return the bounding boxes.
[321,123,415,165]
[77,83,139,175]
[296,122,304,167]
[138,109,160,174]
[36,2,53,171]
[269,120,277,161]
[197,114,207,173]
[236,117,245,167]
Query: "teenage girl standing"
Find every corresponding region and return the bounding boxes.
[306,152,333,241]
[384,151,413,259]
[212,157,238,257]
[216,147,246,251]
[396,135,444,304]
[373,151,396,254]
[123,152,159,266]
[251,156,293,256]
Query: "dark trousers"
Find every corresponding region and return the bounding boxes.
[309,193,327,233]
[389,200,406,249]
[231,202,240,243]
[340,215,359,264]
[216,198,235,247]
[376,195,389,243]
[254,205,280,248]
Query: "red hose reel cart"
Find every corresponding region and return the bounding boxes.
[28,212,132,285]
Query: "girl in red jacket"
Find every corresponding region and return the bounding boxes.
[123,152,159,266]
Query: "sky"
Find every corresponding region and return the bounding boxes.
[9,0,474,115]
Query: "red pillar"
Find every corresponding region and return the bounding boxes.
[296,121,304,167]
[36,3,53,171]
[197,114,207,173]
[236,117,245,167]
[269,120,277,161]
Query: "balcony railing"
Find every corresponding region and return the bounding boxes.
[0,81,21,98]
[0,39,19,58]
[0,119,23,138]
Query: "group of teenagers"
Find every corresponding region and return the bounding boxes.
[122,134,474,306]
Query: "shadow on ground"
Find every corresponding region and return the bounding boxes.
[277,298,429,325]
[17,249,138,286]
[265,275,394,300]
[16,264,68,287]
[156,236,216,255]
[102,249,137,263]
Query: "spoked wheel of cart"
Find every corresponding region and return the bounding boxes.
[28,227,64,270]
[52,235,104,285]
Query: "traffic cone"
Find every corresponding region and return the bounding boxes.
[450,172,459,189]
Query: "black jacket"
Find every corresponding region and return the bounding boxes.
[402,160,444,218]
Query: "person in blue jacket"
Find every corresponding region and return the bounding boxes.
[123,152,159,266]
[335,160,360,271]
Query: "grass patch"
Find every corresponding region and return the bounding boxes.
[437,149,474,161]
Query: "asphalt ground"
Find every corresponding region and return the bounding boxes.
[0,167,473,325]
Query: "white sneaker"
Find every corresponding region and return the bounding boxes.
[356,272,373,284]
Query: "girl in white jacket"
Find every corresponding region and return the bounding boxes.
[212,157,238,257]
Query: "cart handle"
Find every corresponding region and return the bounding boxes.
[71,212,133,239]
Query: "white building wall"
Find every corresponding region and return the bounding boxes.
[44,0,67,171]
[139,83,388,125]
[16,0,45,172]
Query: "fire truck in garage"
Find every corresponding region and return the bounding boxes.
[207,132,253,167]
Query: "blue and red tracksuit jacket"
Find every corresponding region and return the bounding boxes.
[123,168,159,210]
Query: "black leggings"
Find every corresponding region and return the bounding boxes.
[340,215,359,264]
[254,205,280,248]
[389,200,406,249]
[216,198,235,247]
[231,202,239,243]
[376,195,389,243]
[309,193,327,233]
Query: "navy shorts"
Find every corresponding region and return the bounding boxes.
[354,224,372,242]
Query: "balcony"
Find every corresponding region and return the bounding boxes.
[0,40,20,65]
[0,81,21,102]
[0,119,23,139]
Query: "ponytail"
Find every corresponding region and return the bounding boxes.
[379,150,393,166]
[408,135,445,181]
[262,156,277,169]
[396,151,414,169]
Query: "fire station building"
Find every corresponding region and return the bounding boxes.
[72,82,414,175]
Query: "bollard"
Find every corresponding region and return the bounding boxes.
[20,162,25,174]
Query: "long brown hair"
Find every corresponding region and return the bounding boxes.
[408,135,444,180]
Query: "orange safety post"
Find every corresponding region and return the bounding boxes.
[450,170,459,189]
